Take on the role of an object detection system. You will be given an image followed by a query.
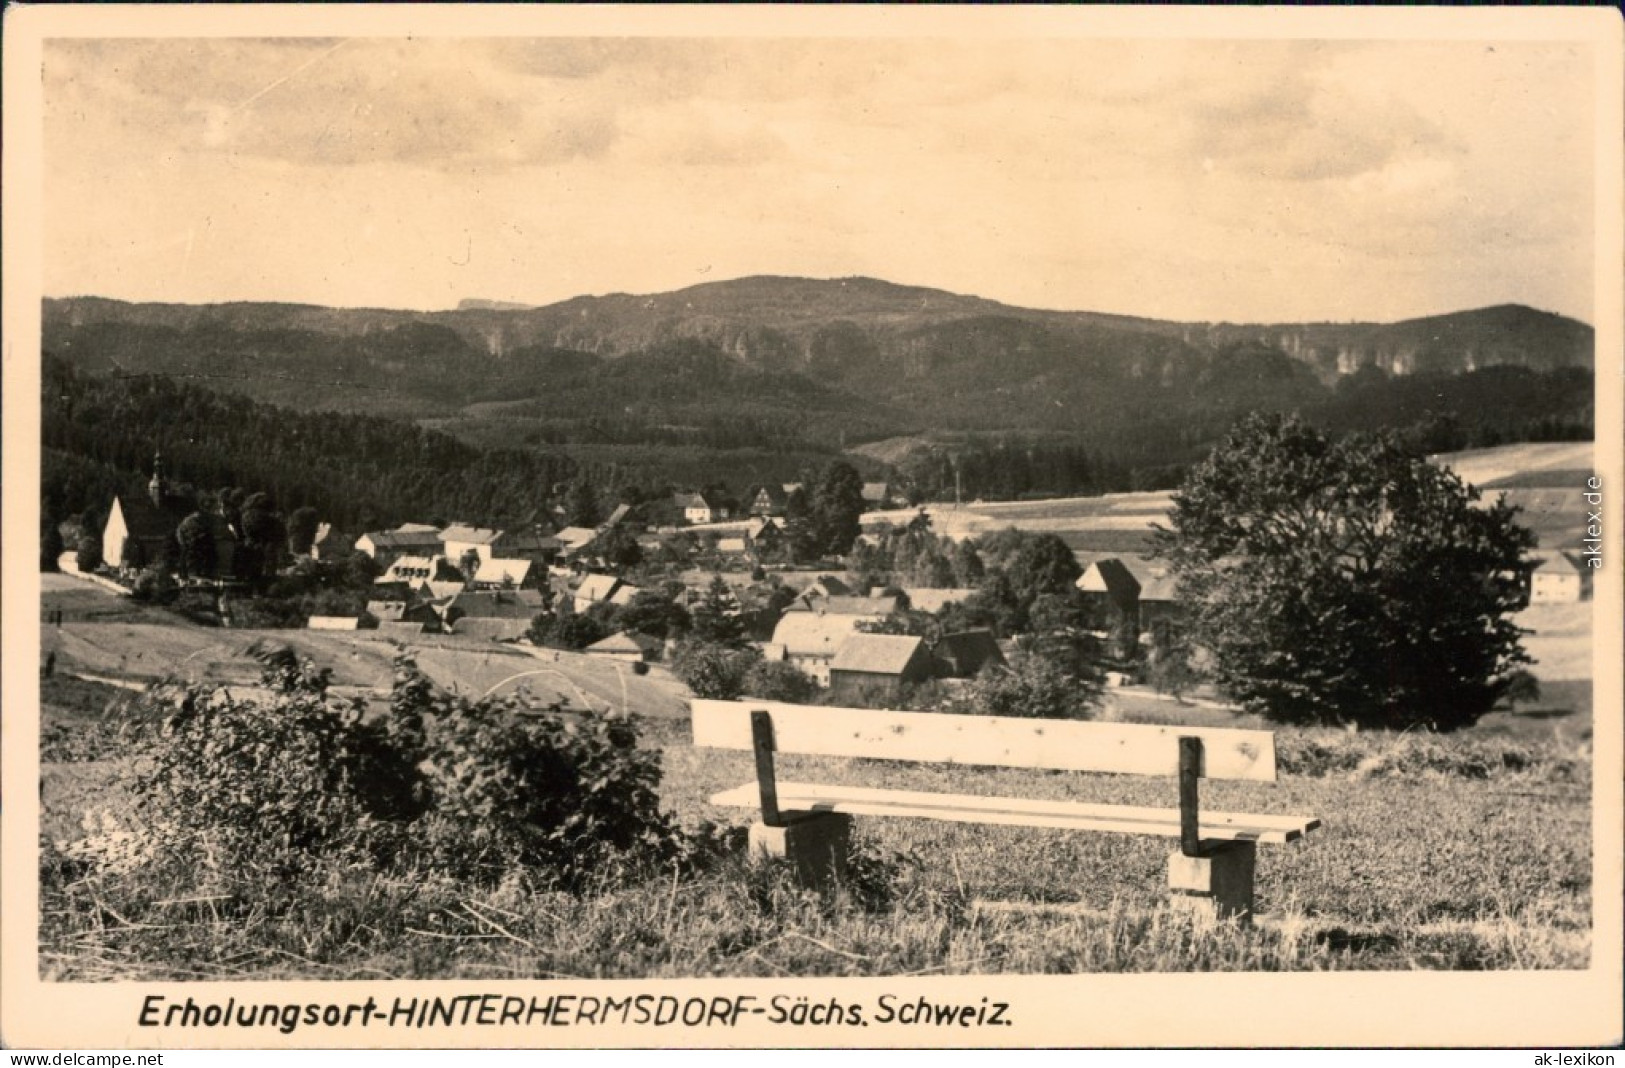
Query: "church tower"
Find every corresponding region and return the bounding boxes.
[148,451,165,507]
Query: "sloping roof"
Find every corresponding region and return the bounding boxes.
[1139,572,1180,603]
[445,590,543,619]
[934,629,1006,677]
[575,574,620,603]
[1530,551,1587,576]
[556,526,598,550]
[114,494,191,540]
[820,595,900,616]
[786,573,851,596]
[586,631,661,655]
[861,482,890,503]
[601,503,633,529]
[831,633,925,675]
[899,587,980,614]
[418,580,465,601]
[365,600,410,622]
[608,582,643,606]
[1077,558,1142,606]
[395,522,441,534]
[475,558,533,585]
[450,617,530,641]
[717,538,749,554]
[363,529,443,551]
[771,613,866,658]
[441,524,503,546]
[674,492,711,510]
[497,531,559,554]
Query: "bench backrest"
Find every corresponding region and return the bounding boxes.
[691,699,1277,782]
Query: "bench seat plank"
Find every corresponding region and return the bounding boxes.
[710,781,1323,845]
[693,699,1278,781]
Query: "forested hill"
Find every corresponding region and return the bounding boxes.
[40,277,1595,526]
[41,355,578,535]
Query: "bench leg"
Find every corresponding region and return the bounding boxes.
[749,813,852,892]
[1167,841,1256,926]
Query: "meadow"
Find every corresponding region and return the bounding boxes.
[38,666,1593,980]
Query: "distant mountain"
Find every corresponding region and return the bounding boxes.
[46,276,1592,382]
[42,277,1594,470]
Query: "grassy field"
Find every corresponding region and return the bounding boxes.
[40,672,1593,979]
[859,441,1596,555]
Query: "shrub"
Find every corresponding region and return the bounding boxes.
[126,664,409,881]
[113,651,683,897]
[742,659,818,704]
[671,640,761,700]
[129,567,178,604]
[76,533,102,574]
[937,652,1101,720]
[554,613,610,650]
[405,690,676,887]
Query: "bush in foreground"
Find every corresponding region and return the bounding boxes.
[101,651,688,898]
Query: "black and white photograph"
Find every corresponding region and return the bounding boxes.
[3,4,1620,1051]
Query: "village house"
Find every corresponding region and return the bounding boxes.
[495,529,563,564]
[674,492,729,525]
[572,573,623,614]
[1076,557,1145,657]
[1137,571,1182,645]
[933,628,1006,679]
[584,630,662,663]
[769,612,874,686]
[356,526,444,569]
[472,557,536,590]
[365,599,442,632]
[554,526,600,560]
[809,594,902,617]
[893,587,979,614]
[827,633,936,704]
[439,589,544,639]
[380,554,462,586]
[440,524,505,565]
[1528,550,1592,603]
[748,516,785,555]
[416,579,466,602]
[861,482,895,511]
[748,485,789,517]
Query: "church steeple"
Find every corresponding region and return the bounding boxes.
[148,451,164,507]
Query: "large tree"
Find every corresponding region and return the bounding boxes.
[287,506,321,557]
[813,460,866,557]
[176,512,217,580]
[1152,413,1534,731]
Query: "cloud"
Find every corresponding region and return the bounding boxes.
[49,38,625,170]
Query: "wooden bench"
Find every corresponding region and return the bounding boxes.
[692,699,1324,924]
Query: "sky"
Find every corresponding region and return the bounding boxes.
[40,33,1600,324]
